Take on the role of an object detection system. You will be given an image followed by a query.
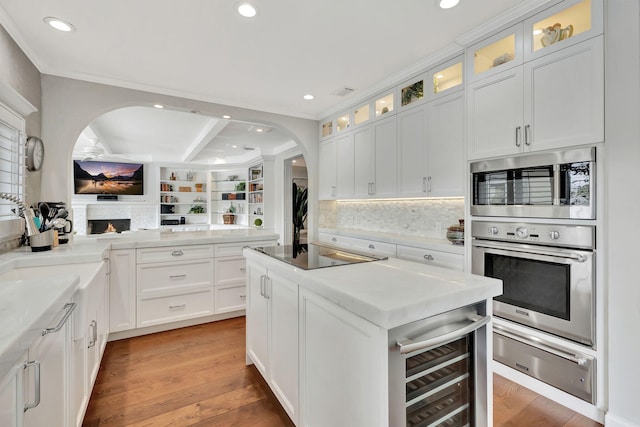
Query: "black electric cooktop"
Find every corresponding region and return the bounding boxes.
[253,243,387,270]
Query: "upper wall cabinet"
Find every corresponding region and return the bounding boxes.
[374,93,395,120]
[353,102,371,127]
[524,0,602,62]
[336,113,351,133]
[320,120,334,140]
[467,24,524,83]
[430,56,464,98]
[399,75,426,109]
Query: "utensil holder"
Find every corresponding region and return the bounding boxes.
[30,229,54,252]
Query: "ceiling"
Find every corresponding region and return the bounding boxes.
[0,0,545,164]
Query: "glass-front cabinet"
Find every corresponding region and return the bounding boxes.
[336,113,350,132]
[468,25,524,82]
[375,93,394,119]
[321,120,333,139]
[400,77,425,108]
[524,0,602,61]
[353,103,371,126]
[430,56,464,97]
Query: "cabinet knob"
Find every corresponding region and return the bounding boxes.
[368,244,375,249]
[171,250,184,257]
[424,254,434,261]
[331,237,337,242]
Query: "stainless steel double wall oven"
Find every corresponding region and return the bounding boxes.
[470,147,597,403]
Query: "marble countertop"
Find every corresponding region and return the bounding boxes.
[318,228,464,254]
[0,228,279,379]
[244,248,501,330]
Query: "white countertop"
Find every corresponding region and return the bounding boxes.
[244,248,501,330]
[318,228,464,254]
[0,228,279,378]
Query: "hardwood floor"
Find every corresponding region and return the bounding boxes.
[84,317,602,427]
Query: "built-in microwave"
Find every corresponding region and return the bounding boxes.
[471,147,596,219]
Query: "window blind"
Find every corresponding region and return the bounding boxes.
[0,118,25,219]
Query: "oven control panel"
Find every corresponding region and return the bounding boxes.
[471,221,595,249]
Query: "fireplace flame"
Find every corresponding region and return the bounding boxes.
[105,223,117,233]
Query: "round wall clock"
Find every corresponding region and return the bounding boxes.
[26,136,44,172]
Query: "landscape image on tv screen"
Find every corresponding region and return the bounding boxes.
[74,160,144,195]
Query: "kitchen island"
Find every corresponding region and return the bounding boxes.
[244,245,502,427]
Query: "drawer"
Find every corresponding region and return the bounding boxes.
[137,244,214,264]
[317,233,351,249]
[215,283,247,314]
[215,257,246,284]
[138,287,214,327]
[396,245,463,271]
[137,259,214,293]
[347,238,397,258]
[215,240,277,257]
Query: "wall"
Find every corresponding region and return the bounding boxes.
[318,199,464,240]
[39,75,319,240]
[604,1,640,426]
[0,24,41,205]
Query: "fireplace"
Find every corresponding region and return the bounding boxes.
[87,219,131,234]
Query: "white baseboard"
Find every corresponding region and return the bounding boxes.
[605,412,640,427]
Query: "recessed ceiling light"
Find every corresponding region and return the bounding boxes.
[436,74,444,79]
[222,115,231,119]
[43,17,75,32]
[232,145,238,148]
[303,94,314,100]
[153,104,164,109]
[237,3,257,18]
[438,0,460,9]
[256,128,264,133]
[292,160,297,163]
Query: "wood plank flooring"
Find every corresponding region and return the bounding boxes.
[84,317,602,427]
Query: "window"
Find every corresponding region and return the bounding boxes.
[0,104,25,220]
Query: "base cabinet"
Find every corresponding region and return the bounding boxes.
[246,263,299,424]
[299,288,387,427]
[109,249,136,333]
[0,356,24,427]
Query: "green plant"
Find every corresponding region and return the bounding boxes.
[401,80,424,106]
[254,218,263,227]
[235,182,246,192]
[293,183,308,231]
[189,205,205,214]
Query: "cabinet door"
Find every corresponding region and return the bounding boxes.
[373,116,397,198]
[0,358,23,427]
[467,67,524,160]
[24,303,73,427]
[353,125,375,198]
[426,91,465,197]
[268,270,299,424]
[300,289,387,427]
[109,249,136,333]
[246,263,269,376]
[318,138,337,200]
[335,134,354,199]
[397,105,428,197]
[87,262,109,387]
[524,36,604,152]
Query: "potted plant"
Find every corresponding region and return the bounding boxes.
[292,183,308,246]
[223,203,236,224]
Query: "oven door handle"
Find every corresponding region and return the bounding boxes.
[396,315,491,354]
[472,241,588,262]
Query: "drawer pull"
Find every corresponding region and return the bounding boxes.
[423,254,434,261]
[240,267,246,272]
[169,274,187,279]
[171,250,184,257]
[331,237,337,242]
[368,244,375,249]
[239,295,247,298]
[169,304,186,309]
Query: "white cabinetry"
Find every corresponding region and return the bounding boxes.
[317,232,397,258]
[396,244,464,271]
[0,356,24,427]
[318,138,337,200]
[299,288,387,427]
[246,263,299,424]
[353,117,397,199]
[136,245,215,328]
[23,302,75,427]
[109,249,136,333]
[335,134,354,199]
[398,93,464,198]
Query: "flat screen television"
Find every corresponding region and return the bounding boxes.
[73,160,144,195]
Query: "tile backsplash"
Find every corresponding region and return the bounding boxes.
[318,198,465,239]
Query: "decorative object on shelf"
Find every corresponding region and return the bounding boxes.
[227,175,238,181]
[170,172,176,181]
[446,219,465,245]
[186,171,194,181]
[401,81,424,106]
[188,204,205,214]
[223,203,236,224]
[251,168,262,180]
[492,52,514,68]
[254,218,263,228]
[235,181,246,192]
[178,186,191,192]
[254,207,263,215]
[541,23,574,47]
[292,183,308,250]
[195,183,204,192]
[193,196,206,203]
